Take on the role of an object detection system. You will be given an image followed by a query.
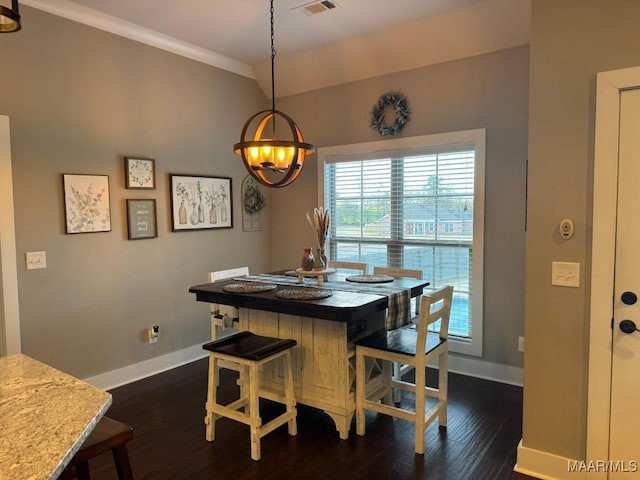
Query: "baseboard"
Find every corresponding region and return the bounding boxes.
[83,344,208,390]
[448,354,523,386]
[515,440,585,480]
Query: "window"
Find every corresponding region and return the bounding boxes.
[318,130,484,356]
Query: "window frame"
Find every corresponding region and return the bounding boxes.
[318,129,485,356]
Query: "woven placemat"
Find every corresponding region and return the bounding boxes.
[222,282,277,294]
[275,288,333,300]
[345,274,395,284]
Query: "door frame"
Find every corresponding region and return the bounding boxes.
[0,115,21,355]
[587,66,640,478]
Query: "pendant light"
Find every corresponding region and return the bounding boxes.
[234,0,315,188]
[0,0,20,33]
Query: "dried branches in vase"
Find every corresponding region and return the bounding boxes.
[306,207,330,250]
[306,207,330,271]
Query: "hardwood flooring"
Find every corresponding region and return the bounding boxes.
[84,358,527,480]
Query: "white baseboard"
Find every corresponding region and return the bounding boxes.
[83,342,522,393]
[83,344,208,390]
[448,354,523,386]
[515,440,585,480]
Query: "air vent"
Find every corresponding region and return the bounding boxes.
[293,1,340,16]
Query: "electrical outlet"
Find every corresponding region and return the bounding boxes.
[518,336,525,352]
[148,325,159,344]
[25,251,46,270]
[551,261,580,287]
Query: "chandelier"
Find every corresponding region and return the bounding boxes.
[234,0,315,188]
[0,0,21,33]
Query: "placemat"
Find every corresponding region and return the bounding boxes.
[275,287,333,300]
[346,274,394,284]
[222,282,278,294]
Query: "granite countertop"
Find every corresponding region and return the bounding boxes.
[0,354,112,480]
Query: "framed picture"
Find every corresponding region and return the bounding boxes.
[241,175,266,232]
[126,199,157,240]
[170,174,232,231]
[125,156,155,189]
[63,174,111,234]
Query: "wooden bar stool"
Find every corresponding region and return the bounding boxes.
[203,331,297,461]
[60,416,134,479]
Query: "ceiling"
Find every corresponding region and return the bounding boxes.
[21,0,531,97]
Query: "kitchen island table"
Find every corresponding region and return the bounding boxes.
[189,273,428,439]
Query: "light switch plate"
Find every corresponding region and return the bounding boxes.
[25,251,46,270]
[551,261,580,287]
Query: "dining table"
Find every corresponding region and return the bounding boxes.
[0,354,112,480]
[189,270,429,439]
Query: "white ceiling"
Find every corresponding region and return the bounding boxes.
[21,0,531,97]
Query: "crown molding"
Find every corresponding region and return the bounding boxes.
[21,0,254,79]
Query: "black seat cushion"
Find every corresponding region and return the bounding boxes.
[355,328,446,357]
[203,331,297,361]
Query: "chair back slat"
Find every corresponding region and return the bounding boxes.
[416,286,453,358]
[329,260,368,275]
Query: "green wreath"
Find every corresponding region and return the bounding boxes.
[370,91,411,136]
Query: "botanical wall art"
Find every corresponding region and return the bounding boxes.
[241,175,266,232]
[125,156,155,189]
[126,199,157,240]
[170,174,232,231]
[63,174,111,234]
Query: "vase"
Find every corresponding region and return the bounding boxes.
[209,205,217,224]
[220,202,228,222]
[198,200,204,223]
[178,200,187,224]
[314,248,326,271]
[301,248,314,271]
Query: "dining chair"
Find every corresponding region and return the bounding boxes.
[355,285,453,455]
[208,266,249,340]
[373,266,423,317]
[328,260,368,275]
[373,266,424,402]
[207,267,249,386]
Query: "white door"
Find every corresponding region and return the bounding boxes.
[609,87,640,478]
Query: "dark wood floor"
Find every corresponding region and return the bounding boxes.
[83,358,527,480]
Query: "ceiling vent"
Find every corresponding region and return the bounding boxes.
[293,1,340,16]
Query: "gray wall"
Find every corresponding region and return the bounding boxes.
[273,46,529,369]
[524,0,640,461]
[1,7,271,377]
[2,8,529,380]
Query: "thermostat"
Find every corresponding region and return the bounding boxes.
[559,219,574,240]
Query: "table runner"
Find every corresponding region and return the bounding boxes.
[233,274,411,330]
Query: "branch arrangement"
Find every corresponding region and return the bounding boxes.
[306,207,330,250]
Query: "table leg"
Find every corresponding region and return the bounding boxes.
[325,411,354,440]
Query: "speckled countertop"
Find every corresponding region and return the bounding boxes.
[0,354,112,480]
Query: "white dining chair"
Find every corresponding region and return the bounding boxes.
[208,266,249,340]
[355,285,453,455]
[328,260,368,275]
[373,266,424,403]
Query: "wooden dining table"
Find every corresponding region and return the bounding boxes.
[0,354,112,480]
[189,271,429,439]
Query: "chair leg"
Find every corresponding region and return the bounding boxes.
[248,362,262,461]
[355,350,366,436]
[112,444,134,480]
[76,461,90,480]
[439,352,448,427]
[283,351,298,436]
[414,364,427,455]
[205,354,218,442]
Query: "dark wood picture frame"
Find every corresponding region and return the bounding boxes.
[169,174,232,231]
[125,157,156,189]
[126,199,158,240]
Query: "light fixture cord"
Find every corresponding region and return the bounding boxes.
[270,0,276,113]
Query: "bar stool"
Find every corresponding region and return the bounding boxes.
[203,331,297,461]
[60,416,134,479]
